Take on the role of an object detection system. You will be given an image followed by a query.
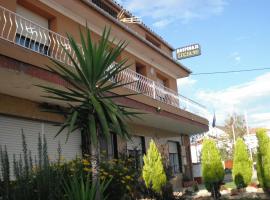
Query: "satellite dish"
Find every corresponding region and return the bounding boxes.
[117,9,142,24]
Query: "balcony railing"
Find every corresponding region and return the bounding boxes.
[0,5,208,119]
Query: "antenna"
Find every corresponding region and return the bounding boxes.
[117,9,142,24]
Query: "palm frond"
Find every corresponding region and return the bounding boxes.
[37,26,139,147]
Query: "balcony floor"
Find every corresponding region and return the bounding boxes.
[0,54,208,135]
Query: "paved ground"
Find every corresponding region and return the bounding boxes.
[180,186,270,200]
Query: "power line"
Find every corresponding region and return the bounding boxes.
[191,67,270,75]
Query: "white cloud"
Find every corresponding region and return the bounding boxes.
[177,77,197,88]
[230,52,241,63]
[118,0,228,27]
[196,72,270,127]
[235,56,241,62]
[153,19,172,28]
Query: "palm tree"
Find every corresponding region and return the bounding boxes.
[37,27,138,191]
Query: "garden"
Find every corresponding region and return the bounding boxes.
[0,132,183,200]
[181,128,270,200]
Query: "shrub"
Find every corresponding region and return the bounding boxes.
[193,182,199,192]
[142,139,167,194]
[201,139,224,199]
[256,128,270,190]
[99,155,140,200]
[0,131,141,200]
[232,138,252,188]
[63,174,110,200]
[0,131,67,200]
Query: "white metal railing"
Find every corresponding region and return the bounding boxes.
[0,5,207,119]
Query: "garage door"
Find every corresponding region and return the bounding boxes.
[0,115,82,167]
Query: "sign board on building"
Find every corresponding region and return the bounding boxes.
[176,44,201,60]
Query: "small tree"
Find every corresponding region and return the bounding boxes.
[224,114,246,141]
[256,128,270,190]
[142,140,166,194]
[38,27,138,197]
[232,138,252,188]
[201,139,224,199]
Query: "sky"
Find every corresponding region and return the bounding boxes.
[117,0,270,128]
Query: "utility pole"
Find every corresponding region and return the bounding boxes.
[245,111,253,161]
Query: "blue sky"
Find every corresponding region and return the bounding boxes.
[117,0,270,128]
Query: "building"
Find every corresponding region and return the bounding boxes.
[0,0,208,190]
[243,128,270,153]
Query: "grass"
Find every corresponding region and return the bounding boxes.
[224,181,236,189]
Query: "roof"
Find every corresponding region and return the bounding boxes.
[81,0,192,74]
[109,0,174,50]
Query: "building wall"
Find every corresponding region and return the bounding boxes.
[0,0,188,81]
[0,93,193,189]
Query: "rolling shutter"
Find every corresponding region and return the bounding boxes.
[0,115,81,177]
[16,5,49,45]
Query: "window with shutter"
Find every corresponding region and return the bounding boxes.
[168,141,180,175]
[100,133,115,160]
[127,136,145,169]
[16,5,49,55]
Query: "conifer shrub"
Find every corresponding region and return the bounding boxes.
[142,139,167,194]
[256,128,270,191]
[201,139,224,199]
[232,138,252,188]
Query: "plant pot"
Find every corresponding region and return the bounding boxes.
[182,180,196,188]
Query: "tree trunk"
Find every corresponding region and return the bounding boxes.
[81,130,101,199]
[81,130,91,156]
[91,136,100,200]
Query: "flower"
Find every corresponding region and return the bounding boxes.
[83,167,91,172]
[82,159,90,166]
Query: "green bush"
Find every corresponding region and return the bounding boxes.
[256,128,270,190]
[201,139,224,199]
[232,138,252,188]
[142,139,167,194]
[0,132,134,200]
[63,174,110,200]
[99,155,140,200]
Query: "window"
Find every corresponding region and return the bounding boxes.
[135,63,146,76]
[156,76,167,101]
[127,136,145,169]
[100,133,117,160]
[15,34,49,55]
[135,63,150,94]
[168,141,181,175]
[16,5,49,55]
[92,0,118,18]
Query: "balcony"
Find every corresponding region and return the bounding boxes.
[0,5,208,119]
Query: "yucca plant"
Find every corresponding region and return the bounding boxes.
[37,26,138,194]
[64,175,110,200]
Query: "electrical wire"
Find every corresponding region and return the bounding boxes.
[191,67,270,75]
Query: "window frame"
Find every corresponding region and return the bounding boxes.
[168,140,182,175]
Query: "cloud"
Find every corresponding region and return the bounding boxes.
[117,0,228,27]
[177,77,197,88]
[153,19,172,28]
[230,52,241,63]
[196,72,270,127]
